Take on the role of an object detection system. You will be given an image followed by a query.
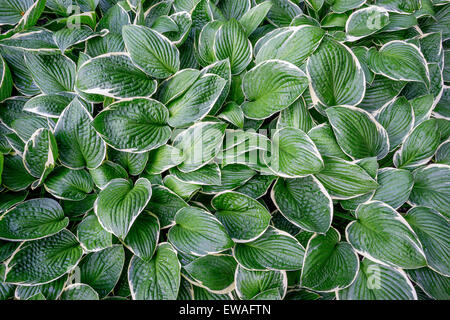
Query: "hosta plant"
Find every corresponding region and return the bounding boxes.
[0,0,449,301]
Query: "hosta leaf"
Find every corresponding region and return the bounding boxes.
[5,229,83,285]
[170,164,221,186]
[233,227,305,271]
[0,54,13,102]
[77,215,113,252]
[264,127,323,178]
[308,123,350,160]
[358,75,406,112]
[307,38,365,108]
[371,168,413,209]
[301,227,359,292]
[213,19,252,75]
[146,185,188,228]
[89,161,128,189]
[337,259,416,300]
[80,245,125,297]
[92,98,171,153]
[0,0,33,25]
[54,98,106,170]
[123,212,160,261]
[271,176,332,234]
[60,284,99,300]
[393,119,440,169]
[346,201,427,269]
[24,52,76,94]
[407,267,450,300]
[44,167,93,201]
[76,53,157,99]
[129,243,181,300]
[376,0,421,13]
[211,191,271,242]
[331,0,366,13]
[235,265,287,300]
[14,274,68,300]
[54,27,106,53]
[346,6,390,41]
[368,41,429,86]
[0,198,68,241]
[241,60,309,119]
[238,1,272,36]
[326,106,389,160]
[277,98,315,132]
[183,254,237,293]
[166,74,226,127]
[404,207,450,276]
[107,149,148,176]
[436,140,450,165]
[1,154,35,191]
[376,97,414,151]
[122,24,180,79]
[314,156,378,200]
[146,145,184,175]
[23,128,58,185]
[23,93,76,118]
[173,122,226,172]
[168,207,233,256]
[95,178,152,239]
[255,26,325,67]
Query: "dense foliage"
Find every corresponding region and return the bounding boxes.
[0,0,449,300]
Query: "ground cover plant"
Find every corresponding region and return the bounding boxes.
[0,0,449,301]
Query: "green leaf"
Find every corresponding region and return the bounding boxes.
[314,156,378,200]
[146,145,185,175]
[346,6,390,41]
[235,265,287,300]
[213,18,252,75]
[173,122,226,172]
[123,212,160,261]
[92,98,171,153]
[212,191,271,242]
[368,41,429,86]
[241,60,309,119]
[0,54,13,102]
[409,164,450,219]
[404,206,450,276]
[128,243,181,300]
[80,245,125,297]
[0,198,68,241]
[301,227,359,292]
[307,38,365,107]
[326,106,389,160]
[346,201,427,269]
[54,98,106,170]
[23,128,58,186]
[76,53,157,99]
[5,230,83,285]
[233,226,305,271]
[24,52,76,94]
[264,127,324,178]
[60,284,99,300]
[393,119,440,169]
[1,154,35,191]
[277,98,315,132]
[271,176,332,234]
[146,185,189,228]
[371,168,413,209]
[0,0,33,25]
[337,259,417,300]
[170,163,221,185]
[54,27,106,53]
[95,178,152,239]
[376,97,414,151]
[255,26,325,67]
[89,160,128,189]
[23,93,76,118]
[77,215,113,252]
[407,267,450,300]
[169,206,233,256]
[44,167,93,200]
[183,254,237,293]
[122,24,180,79]
[107,149,148,176]
[14,274,68,300]
[376,0,421,13]
[238,1,272,36]
[331,0,366,13]
[166,74,226,127]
